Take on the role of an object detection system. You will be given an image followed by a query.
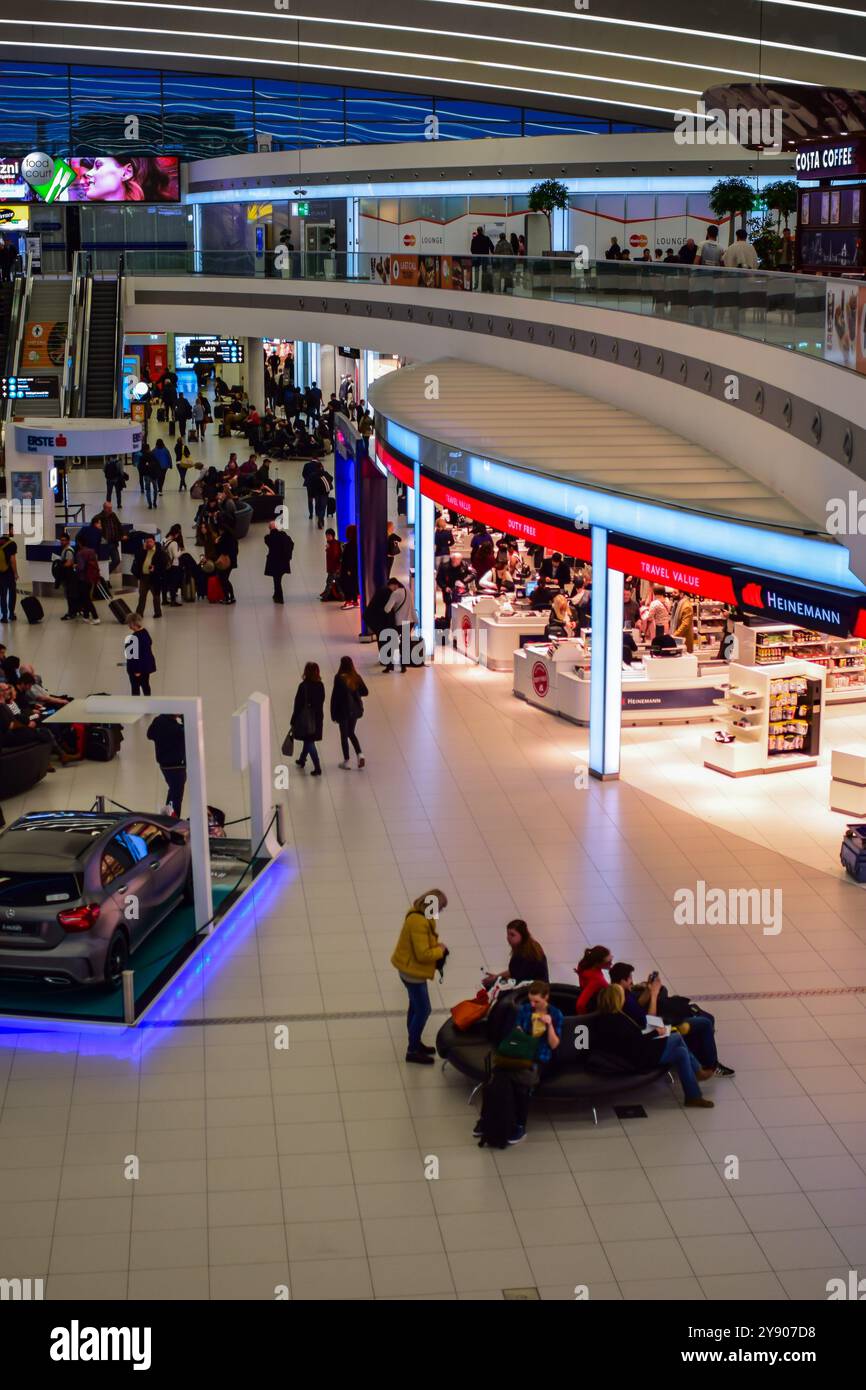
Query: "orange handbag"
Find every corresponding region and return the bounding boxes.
[450,992,489,1031]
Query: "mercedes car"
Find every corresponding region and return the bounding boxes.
[0,811,192,988]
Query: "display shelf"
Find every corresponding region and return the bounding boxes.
[704,658,826,777]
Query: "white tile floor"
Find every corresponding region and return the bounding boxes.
[1,429,865,1301]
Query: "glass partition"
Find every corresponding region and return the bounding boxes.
[124,249,837,371]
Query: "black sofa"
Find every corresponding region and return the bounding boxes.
[0,741,53,799]
[436,982,669,1119]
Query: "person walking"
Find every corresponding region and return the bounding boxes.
[390,890,449,1064]
[146,713,186,816]
[263,519,294,603]
[162,524,184,607]
[302,457,320,520]
[57,530,79,621]
[0,526,19,624]
[151,437,172,495]
[338,524,359,609]
[93,501,122,574]
[103,455,126,507]
[174,438,193,490]
[309,461,333,530]
[305,380,322,428]
[132,535,165,618]
[73,538,100,624]
[290,661,325,776]
[175,392,193,437]
[215,524,238,604]
[141,448,161,509]
[192,393,209,442]
[330,655,368,769]
[124,613,156,696]
[321,527,342,600]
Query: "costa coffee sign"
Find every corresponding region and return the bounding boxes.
[795,136,866,180]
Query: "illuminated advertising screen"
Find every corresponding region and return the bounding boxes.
[0,155,180,204]
[174,336,244,367]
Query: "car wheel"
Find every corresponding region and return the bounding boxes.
[103,930,129,989]
[182,866,194,904]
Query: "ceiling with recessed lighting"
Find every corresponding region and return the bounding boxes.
[2,0,865,128]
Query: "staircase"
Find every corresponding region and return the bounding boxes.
[13,276,71,417]
[83,278,118,416]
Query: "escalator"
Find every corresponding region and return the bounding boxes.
[0,281,14,376]
[8,273,71,417]
[82,277,120,416]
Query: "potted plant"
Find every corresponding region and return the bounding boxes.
[761,178,798,236]
[527,178,570,254]
[708,176,758,244]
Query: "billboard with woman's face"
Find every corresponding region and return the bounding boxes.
[62,156,180,203]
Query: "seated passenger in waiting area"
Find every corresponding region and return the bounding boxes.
[592,985,714,1108]
[482,919,549,988]
[574,945,613,1013]
[609,962,734,1078]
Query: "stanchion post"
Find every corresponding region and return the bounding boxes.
[122,970,135,1026]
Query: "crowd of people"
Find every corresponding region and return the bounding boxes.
[391,900,735,1144]
[604,225,760,268]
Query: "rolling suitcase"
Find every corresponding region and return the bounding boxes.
[841,824,866,883]
[19,593,44,625]
[109,596,133,625]
[85,725,123,762]
[207,575,223,603]
[168,418,176,437]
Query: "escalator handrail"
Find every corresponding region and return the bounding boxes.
[62,251,89,417]
[112,253,125,418]
[3,248,33,426]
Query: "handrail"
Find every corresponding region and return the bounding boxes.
[3,249,33,426]
[112,253,125,418]
[123,247,854,377]
[2,262,25,379]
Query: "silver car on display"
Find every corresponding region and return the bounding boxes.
[0,811,192,988]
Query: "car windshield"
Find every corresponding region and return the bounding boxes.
[0,873,81,907]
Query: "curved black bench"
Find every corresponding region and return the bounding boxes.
[436,982,668,1115]
[0,742,53,799]
[233,501,253,541]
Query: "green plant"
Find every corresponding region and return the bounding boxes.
[708,176,758,244]
[760,178,798,234]
[747,211,783,268]
[527,178,570,251]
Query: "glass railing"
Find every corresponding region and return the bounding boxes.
[124,248,857,374]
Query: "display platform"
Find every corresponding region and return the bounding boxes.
[0,858,268,1025]
[702,658,826,778]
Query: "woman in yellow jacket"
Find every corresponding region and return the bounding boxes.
[391,890,449,1064]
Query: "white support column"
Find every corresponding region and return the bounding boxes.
[246,336,265,413]
[232,692,283,859]
[588,527,624,782]
[418,493,435,659]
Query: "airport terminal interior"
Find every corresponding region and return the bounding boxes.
[2,0,866,1327]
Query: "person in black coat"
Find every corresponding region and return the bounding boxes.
[264,521,294,603]
[215,525,238,604]
[124,614,156,696]
[339,524,359,609]
[147,713,186,816]
[330,656,369,769]
[591,985,712,1108]
[291,663,325,775]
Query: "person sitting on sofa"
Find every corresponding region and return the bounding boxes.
[15,665,71,710]
[593,985,713,1108]
[474,980,563,1145]
[609,963,734,1078]
[0,683,75,767]
[483,920,549,987]
[574,945,613,1012]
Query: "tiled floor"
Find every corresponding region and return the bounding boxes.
[1,431,865,1300]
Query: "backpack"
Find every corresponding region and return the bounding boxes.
[476,1069,518,1149]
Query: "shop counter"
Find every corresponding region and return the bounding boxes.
[451,597,548,670]
[514,644,727,726]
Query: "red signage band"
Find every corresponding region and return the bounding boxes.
[607,543,737,604]
[419,472,593,561]
[377,442,592,558]
[376,442,415,489]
